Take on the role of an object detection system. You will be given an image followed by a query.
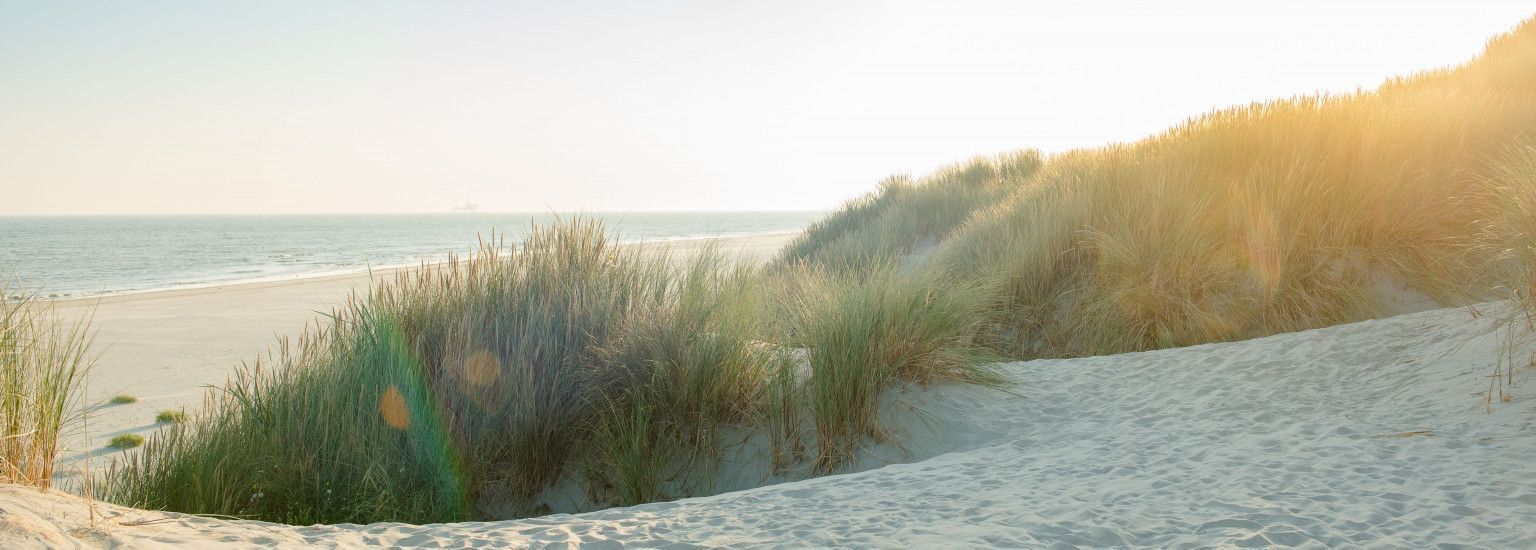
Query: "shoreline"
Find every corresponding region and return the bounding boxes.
[49,230,799,459]
[43,229,803,305]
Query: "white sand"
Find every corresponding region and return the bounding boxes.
[43,232,798,463]
[4,301,1533,547]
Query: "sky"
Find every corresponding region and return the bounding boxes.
[1,1,1533,216]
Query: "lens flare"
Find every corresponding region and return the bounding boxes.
[380,386,410,430]
[1237,195,1284,296]
[373,319,469,517]
[463,350,500,387]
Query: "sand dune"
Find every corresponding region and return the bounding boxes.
[5,301,1532,547]
[46,232,797,461]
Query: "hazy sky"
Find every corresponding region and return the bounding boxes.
[2,1,1533,215]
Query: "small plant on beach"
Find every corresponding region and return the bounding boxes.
[0,291,94,489]
[110,394,137,405]
[155,410,190,424]
[109,434,144,450]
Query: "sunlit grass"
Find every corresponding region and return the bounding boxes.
[790,17,1536,360]
[777,151,1043,271]
[0,291,93,489]
[1478,140,1536,307]
[1473,137,1536,409]
[109,394,138,405]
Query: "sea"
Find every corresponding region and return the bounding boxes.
[0,212,823,298]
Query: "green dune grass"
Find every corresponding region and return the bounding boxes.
[102,221,998,524]
[0,292,93,489]
[108,434,144,450]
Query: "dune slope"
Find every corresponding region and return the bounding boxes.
[783,16,1536,360]
[4,302,1532,547]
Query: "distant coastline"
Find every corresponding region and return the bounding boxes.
[40,228,804,303]
[1,212,822,299]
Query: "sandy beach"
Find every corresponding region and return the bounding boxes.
[7,300,1533,547]
[47,232,797,461]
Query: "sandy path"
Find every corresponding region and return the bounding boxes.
[45,232,797,459]
[5,301,1533,547]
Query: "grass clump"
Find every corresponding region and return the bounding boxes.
[108,434,144,450]
[154,410,190,424]
[105,223,660,523]
[577,253,774,507]
[0,291,94,489]
[786,266,1000,472]
[109,394,137,405]
[105,221,990,524]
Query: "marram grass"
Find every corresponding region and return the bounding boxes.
[1474,137,1536,409]
[777,150,1043,271]
[103,220,997,524]
[794,16,1536,359]
[0,291,93,489]
[783,265,1003,472]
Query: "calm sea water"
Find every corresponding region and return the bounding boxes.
[0,212,822,298]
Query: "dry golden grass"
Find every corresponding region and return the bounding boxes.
[791,16,1536,359]
[1472,135,1536,411]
